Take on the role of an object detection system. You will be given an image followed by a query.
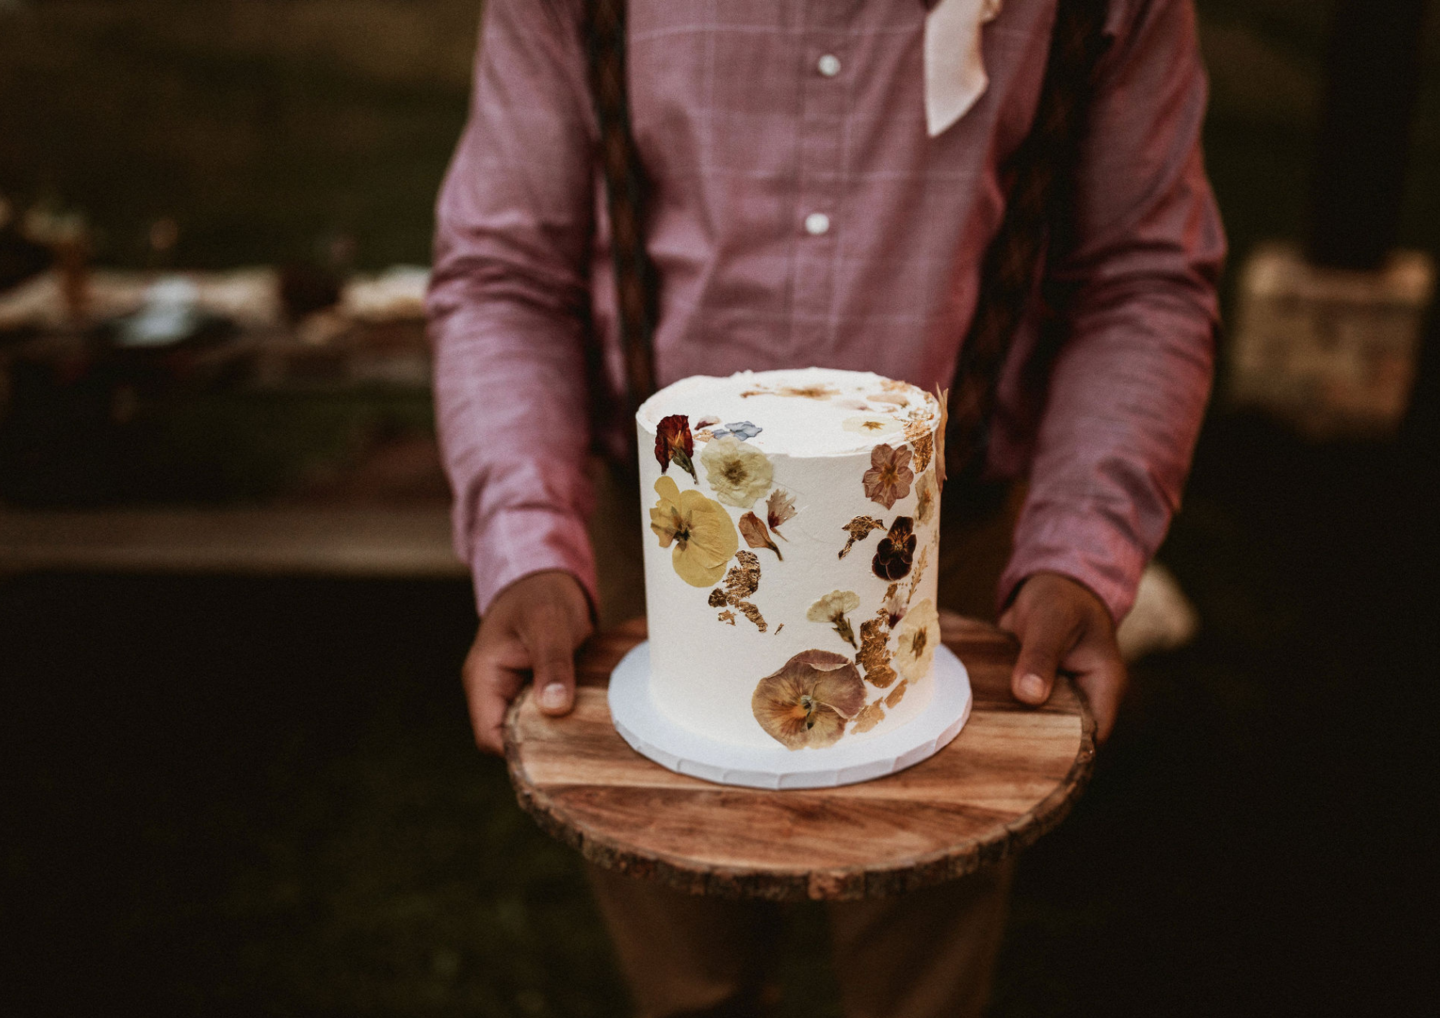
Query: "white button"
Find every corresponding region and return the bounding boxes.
[817,54,842,78]
[804,212,831,236]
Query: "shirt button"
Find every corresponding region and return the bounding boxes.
[817,54,842,78]
[804,212,831,236]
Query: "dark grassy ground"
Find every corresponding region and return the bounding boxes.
[4,407,1436,1018]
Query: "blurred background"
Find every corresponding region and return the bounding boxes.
[2,1,1437,1015]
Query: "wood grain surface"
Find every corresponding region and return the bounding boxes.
[504,612,1094,901]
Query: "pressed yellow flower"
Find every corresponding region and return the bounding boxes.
[700,435,773,508]
[895,598,940,682]
[649,476,739,587]
[806,589,860,648]
[751,650,866,750]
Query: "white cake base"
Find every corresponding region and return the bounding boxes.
[608,642,972,790]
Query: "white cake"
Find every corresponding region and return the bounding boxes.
[636,367,946,753]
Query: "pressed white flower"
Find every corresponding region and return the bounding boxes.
[806,589,860,648]
[915,471,937,526]
[894,598,940,682]
[700,435,773,508]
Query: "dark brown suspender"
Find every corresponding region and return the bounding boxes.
[583,0,1111,484]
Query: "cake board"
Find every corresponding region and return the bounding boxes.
[504,611,1096,902]
[607,641,972,790]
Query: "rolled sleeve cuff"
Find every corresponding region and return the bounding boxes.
[469,506,598,619]
[999,508,1150,624]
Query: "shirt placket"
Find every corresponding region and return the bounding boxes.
[790,0,858,355]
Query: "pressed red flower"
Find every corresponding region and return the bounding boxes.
[654,414,696,480]
[872,516,916,581]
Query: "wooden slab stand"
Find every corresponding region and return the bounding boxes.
[504,611,1094,902]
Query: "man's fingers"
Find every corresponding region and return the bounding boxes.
[1077,652,1127,744]
[462,642,522,755]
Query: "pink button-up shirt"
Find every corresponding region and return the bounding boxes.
[428,0,1224,622]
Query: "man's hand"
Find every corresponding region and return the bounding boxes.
[463,571,594,755]
[999,572,1127,743]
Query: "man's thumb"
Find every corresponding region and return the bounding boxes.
[1008,616,1070,707]
[525,617,578,716]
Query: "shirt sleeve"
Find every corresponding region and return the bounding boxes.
[999,0,1226,622]
[427,0,600,616]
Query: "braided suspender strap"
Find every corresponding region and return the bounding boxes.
[583,0,1111,482]
[943,0,1112,491]
[584,0,660,436]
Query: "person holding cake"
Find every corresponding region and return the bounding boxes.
[428,0,1222,1015]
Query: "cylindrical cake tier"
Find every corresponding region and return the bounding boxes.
[636,368,944,752]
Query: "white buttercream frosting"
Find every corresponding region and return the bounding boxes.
[636,368,944,752]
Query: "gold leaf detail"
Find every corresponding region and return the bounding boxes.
[885,679,908,709]
[838,515,885,559]
[857,618,897,689]
[852,700,886,734]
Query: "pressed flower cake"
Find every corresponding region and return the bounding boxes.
[637,367,946,753]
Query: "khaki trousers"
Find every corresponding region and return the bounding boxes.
[585,461,1024,1018]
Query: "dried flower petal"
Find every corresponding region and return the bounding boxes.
[915,471,936,526]
[862,443,914,509]
[655,415,697,480]
[852,700,886,734]
[872,516,916,581]
[882,587,908,629]
[700,435,774,508]
[843,415,892,435]
[856,618,897,689]
[884,679,908,709]
[934,385,948,490]
[908,545,930,602]
[838,515,885,559]
[778,384,839,400]
[650,476,740,586]
[711,420,762,441]
[895,599,940,682]
[751,650,866,750]
[738,512,783,560]
[766,488,797,538]
[806,589,860,648]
